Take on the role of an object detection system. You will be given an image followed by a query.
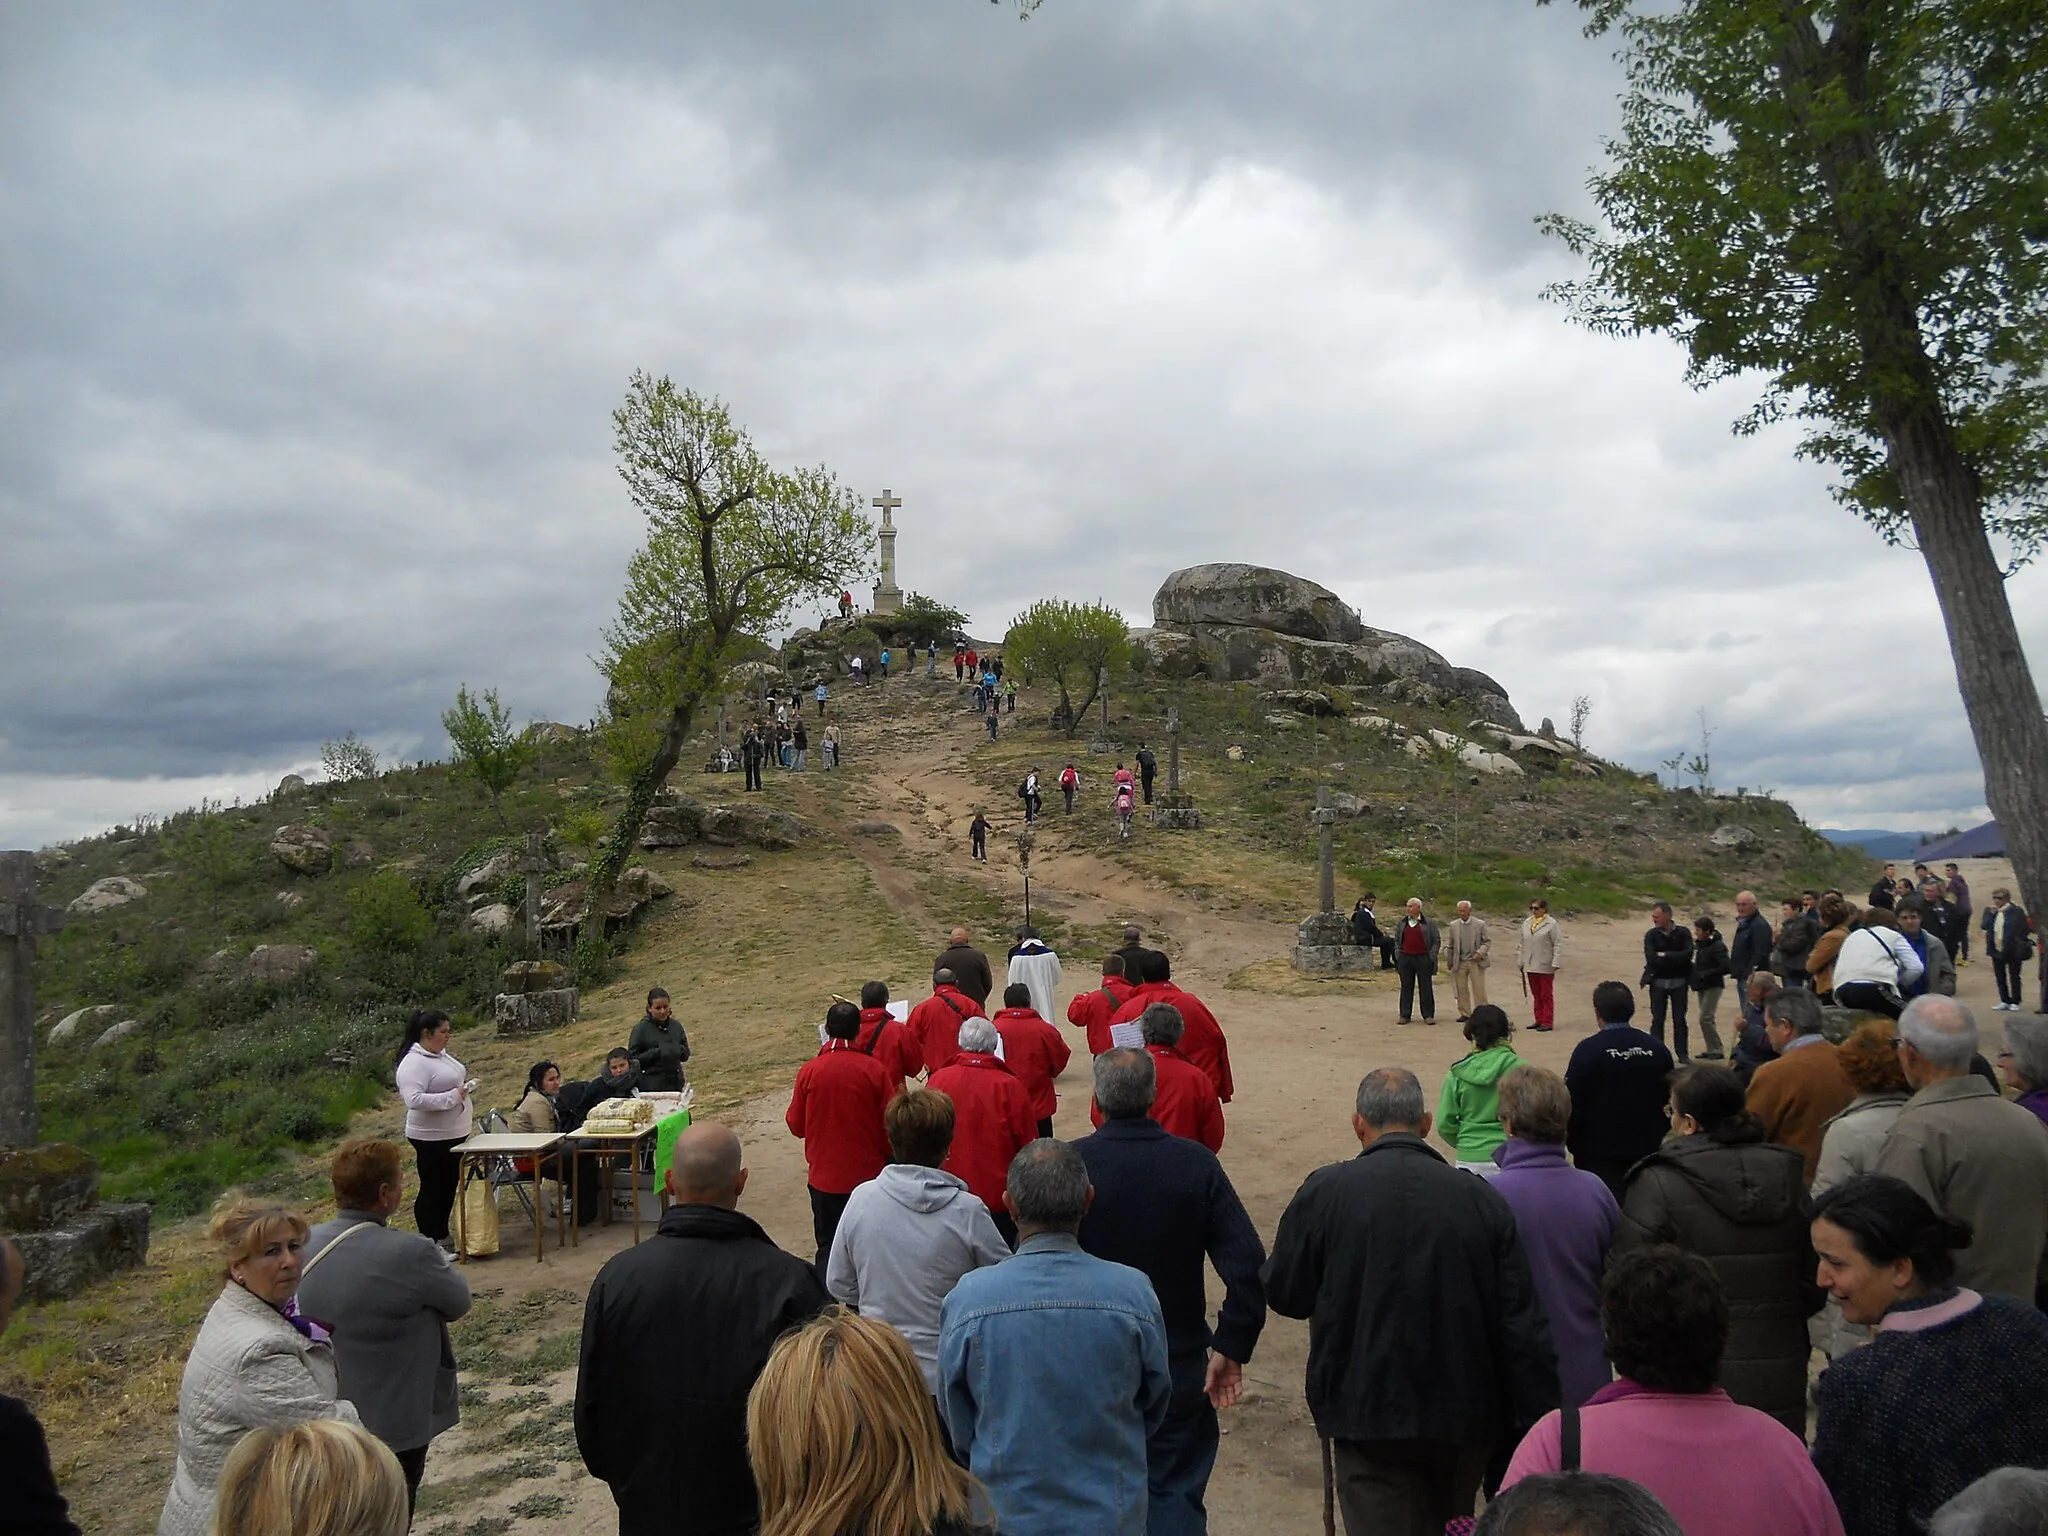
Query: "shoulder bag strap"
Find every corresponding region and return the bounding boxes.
[1559,1402,1581,1473]
[300,1218,378,1281]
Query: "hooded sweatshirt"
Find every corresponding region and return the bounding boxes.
[824,1165,1012,1391]
[1436,1042,1520,1165]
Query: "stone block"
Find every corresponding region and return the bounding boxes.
[245,944,319,983]
[1292,912,1374,973]
[270,825,333,876]
[500,960,568,995]
[495,987,580,1037]
[1150,791,1202,831]
[16,1204,152,1300]
[0,1144,101,1231]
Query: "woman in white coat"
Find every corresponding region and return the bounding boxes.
[394,1009,473,1246]
[158,1198,359,1536]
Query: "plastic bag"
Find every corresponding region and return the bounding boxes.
[458,1176,500,1258]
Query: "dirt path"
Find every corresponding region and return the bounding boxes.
[410,684,2030,1535]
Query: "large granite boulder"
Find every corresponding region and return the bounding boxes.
[271,825,333,876]
[1155,564,1367,643]
[245,945,319,984]
[67,876,148,916]
[1142,564,1522,729]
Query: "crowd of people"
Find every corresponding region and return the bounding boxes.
[11,877,2045,1536]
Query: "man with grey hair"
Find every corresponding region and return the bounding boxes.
[1086,1003,1225,1152]
[1744,986,1855,1185]
[928,1016,1037,1246]
[1875,995,2048,1299]
[1265,1068,1557,1536]
[941,1140,1171,1535]
[0,1237,80,1535]
[1394,897,1442,1026]
[1930,1467,2048,1536]
[1445,899,1491,1022]
[1473,1472,1683,1536]
[1076,1049,1266,1534]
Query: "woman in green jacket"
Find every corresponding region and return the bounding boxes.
[1437,1005,1520,1174]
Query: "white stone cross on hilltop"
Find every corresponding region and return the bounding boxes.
[871,488,904,617]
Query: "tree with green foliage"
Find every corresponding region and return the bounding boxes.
[321,731,378,783]
[1004,599,1130,737]
[886,593,970,648]
[345,869,435,956]
[161,797,245,920]
[593,373,870,912]
[442,684,536,828]
[1540,0,2048,931]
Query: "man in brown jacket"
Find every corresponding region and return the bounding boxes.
[1875,995,2048,1301]
[1744,988,1854,1184]
[933,926,995,1009]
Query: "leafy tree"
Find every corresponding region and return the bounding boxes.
[161,798,246,920]
[1004,599,1130,737]
[320,732,379,783]
[559,807,609,864]
[1540,0,2048,923]
[885,593,970,649]
[344,869,434,956]
[441,684,536,828]
[593,373,870,910]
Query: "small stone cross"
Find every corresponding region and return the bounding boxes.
[871,489,901,528]
[521,833,548,963]
[1166,708,1182,793]
[1313,786,1337,916]
[0,851,67,1148]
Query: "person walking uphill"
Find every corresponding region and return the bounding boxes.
[576,1124,828,1536]
[1446,901,1491,1021]
[1394,898,1442,1026]
[1137,743,1158,804]
[393,1010,472,1248]
[935,926,995,1009]
[628,988,690,1093]
[1437,1005,1519,1175]
[927,1018,1037,1246]
[1264,1067,1558,1536]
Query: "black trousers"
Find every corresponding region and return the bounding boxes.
[1993,958,2024,1007]
[971,831,986,861]
[808,1186,852,1271]
[409,1136,462,1242]
[1833,980,1905,1019]
[1574,1153,1637,1205]
[1036,1117,1055,1139]
[1396,955,1435,1021]
[992,1210,1019,1249]
[1649,981,1690,1059]
[1141,771,1155,804]
[395,1444,428,1517]
[1062,786,1076,812]
[1330,1439,1487,1536]
[743,755,762,791]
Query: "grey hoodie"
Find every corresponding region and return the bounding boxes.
[825,1164,1012,1391]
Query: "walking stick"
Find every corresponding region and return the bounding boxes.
[1520,966,1529,1001]
[1321,1436,1336,1536]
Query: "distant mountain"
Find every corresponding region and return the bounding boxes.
[1820,828,1932,859]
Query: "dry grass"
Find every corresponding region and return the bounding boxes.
[1224,958,1399,998]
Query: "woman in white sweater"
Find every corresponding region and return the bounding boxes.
[158,1198,359,1536]
[393,1010,472,1245]
[1831,909,1924,1021]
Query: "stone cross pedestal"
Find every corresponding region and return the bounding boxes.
[871,489,904,616]
[1150,706,1202,830]
[1292,788,1371,972]
[495,835,581,1036]
[0,851,151,1298]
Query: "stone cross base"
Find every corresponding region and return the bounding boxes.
[1150,791,1202,831]
[500,960,568,995]
[0,1143,151,1299]
[495,987,580,1037]
[1292,912,1375,973]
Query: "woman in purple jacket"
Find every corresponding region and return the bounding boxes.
[1490,1065,1621,1406]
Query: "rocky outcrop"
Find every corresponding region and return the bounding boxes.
[270,825,333,876]
[67,876,148,915]
[245,945,319,984]
[1142,563,1522,729]
[49,1005,121,1045]
[640,791,814,852]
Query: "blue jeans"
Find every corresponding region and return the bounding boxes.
[1148,1357,1219,1535]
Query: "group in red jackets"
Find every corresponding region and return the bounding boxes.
[786,946,1232,1256]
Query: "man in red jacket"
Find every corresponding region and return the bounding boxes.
[852,980,923,1083]
[990,983,1073,1137]
[1091,1003,1225,1152]
[927,1018,1037,1246]
[1067,954,1137,1056]
[1111,951,1235,1104]
[785,1002,898,1269]
[909,968,986,1075]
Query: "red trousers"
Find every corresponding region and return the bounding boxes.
[1528,972,1555,1029]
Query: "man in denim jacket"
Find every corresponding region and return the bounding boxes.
[940,1140,1170,1535]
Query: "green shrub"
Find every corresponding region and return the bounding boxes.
[346,871,435,955]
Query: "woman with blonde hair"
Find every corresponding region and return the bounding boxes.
[748,1309,993,1536]
[212,1420,406,1536]
[159,1197,359,1536]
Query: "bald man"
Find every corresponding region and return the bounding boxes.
[935,926,995,1008]
[0,1238,81,1535]
[575,1125,828,1536]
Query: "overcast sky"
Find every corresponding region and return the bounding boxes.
[4,1,2043,850]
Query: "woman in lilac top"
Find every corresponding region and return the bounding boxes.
[1998,1019,2048,1129]
[1501,1246,1844,1536]
[1489,1065,1620,1406]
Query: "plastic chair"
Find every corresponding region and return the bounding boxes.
[480,1108,558,1230]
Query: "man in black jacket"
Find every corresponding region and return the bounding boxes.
[0,1238,80,1536]
[1868,864,1898,910]
[1264,1068,1556,1536]
[1728,890,1774,1040]
[1076,1049,1267,1535]
[1641,902,1695,1062]
[933,926,995,1009]
[1565,981,1676,1199]
[575,1124,828,1536]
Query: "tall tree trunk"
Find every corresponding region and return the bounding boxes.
[1888,408,2048,917]
[589,700,698,917]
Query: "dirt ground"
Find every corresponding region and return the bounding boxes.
[35,669,2028,1535]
